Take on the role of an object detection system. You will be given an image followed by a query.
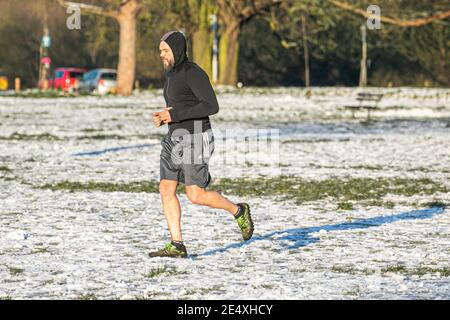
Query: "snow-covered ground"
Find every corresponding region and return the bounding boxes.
[0,87,449,299]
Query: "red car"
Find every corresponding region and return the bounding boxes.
[51,67,86,92]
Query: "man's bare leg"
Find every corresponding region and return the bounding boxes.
[159,179,182,241]
[184,184,254,241]
[185,184,239,215]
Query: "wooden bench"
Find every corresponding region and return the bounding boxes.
[345,92,383,121]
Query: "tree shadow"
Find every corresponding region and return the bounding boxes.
[194,205,446,258]
[72,143,157,156]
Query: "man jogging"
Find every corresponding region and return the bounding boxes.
[149,30,254,258]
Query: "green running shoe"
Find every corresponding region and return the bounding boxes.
[148,243,188,258]
[235,203,254,241]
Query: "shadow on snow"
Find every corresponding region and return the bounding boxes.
[194,205,446,258]
[72,143,156,156]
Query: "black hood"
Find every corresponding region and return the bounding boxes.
[160,30,188,72]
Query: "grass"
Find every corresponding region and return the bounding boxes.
[37,176,448,207]
[209,176,448,206]
[382,265,450,277]
[332,265,375,276]
[30,247,50,254]
[0,132,61,141]
[0,176,20,182]
[184,285,224,296]
[8,266,24,276]
[76,134,128,140]
[51,270,64,275]
[331,265,450,277]
[38,181,160,193]
[343,289,360,297]
[0,166,12,173]
[289,268,308,273]
[337,202,353,210]
[364,200,395,208]
[132,292,172,300]
[309,163,450,174]
[143,266,186,278]
[349,165,385,171]
[0,131,164,142]
[81,128,104,133]
[260,284,275,289]
[77,293,97,300]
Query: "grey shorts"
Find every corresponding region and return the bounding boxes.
[160,130,215,188]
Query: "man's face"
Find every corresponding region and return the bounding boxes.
[159,41,174,71]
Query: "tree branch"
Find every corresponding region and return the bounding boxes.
[241,0,282,21]
[327,0,450,27]
[56,0,119,19]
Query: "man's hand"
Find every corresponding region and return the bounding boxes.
[159,107,173,124]
[153,112,162,127]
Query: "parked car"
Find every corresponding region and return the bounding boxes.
[0,71,8,90]
[51,67,86,92]
[78,69,117,95]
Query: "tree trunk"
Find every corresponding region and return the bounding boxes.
[216,0,280,86]
[192,28,213,78]
[219,22,240,85]
[191,0,214,78]
[116,15,136,95]
[301,14,310,87]
[116,0,141,96]
[437,47,448,84]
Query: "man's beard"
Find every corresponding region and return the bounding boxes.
[162,59,174,71]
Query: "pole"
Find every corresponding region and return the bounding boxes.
[359,24,367,87]
[15,77,21,93]
[210,14,219,84]
[42,26,50,90]
[39,4,51,90]
[302,14,310,87]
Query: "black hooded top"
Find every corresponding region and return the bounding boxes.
[160,31,219,136]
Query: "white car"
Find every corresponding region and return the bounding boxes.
[79,69,117,95]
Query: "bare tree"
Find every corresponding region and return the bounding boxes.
[217,0,281,86]
[57,0,142,95]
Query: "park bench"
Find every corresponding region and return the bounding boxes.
[345,92,384,121]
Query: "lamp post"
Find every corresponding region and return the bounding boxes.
[210,14,219,84]
[359,24,367,87]
[38,23,52,90]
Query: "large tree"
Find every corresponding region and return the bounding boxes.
[187,0,216,79]
[216,0,282,85]
[57,0,142,95]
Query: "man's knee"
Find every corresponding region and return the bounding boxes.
[186,187,206,205]
[159,180,177,198]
